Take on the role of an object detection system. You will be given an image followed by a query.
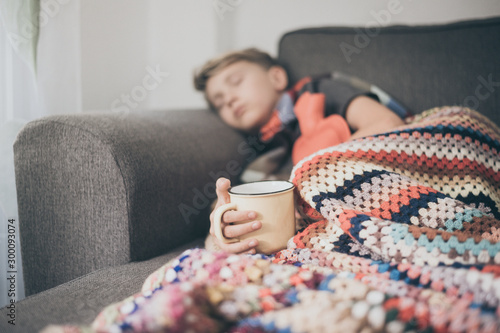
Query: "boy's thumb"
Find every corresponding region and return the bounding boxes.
[216,177,231,203]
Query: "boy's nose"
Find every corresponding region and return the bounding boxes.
[227,94,237,108]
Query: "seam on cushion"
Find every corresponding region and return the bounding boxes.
[277,17,500,64]
[278,16,500,47]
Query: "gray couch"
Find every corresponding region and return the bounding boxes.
[2,17,500,332]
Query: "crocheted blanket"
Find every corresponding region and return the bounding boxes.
[44,106,500,333]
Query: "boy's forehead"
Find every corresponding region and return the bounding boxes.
[213,61,253,80]
[206,61,253,97]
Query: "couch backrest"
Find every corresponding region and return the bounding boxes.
[278,17,500,126]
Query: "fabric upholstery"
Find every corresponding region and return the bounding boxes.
[14,109,247,296]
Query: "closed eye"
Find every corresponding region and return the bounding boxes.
[228,74,242,86]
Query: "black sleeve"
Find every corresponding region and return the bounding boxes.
[300,77,379,118]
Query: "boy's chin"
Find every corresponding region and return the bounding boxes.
[234,121,259,135]
[236,113,272,136]
[246,117,273,135]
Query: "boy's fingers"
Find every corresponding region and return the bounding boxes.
[216,238,258,254]
[223,210,257,224]
[223,220,261,239]
[242,248,257,255]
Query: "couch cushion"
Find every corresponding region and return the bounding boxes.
[278,17,500,127]
[0,238,204,333]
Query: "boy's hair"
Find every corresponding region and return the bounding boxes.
[193,48,281,106]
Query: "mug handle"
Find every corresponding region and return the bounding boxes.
[213,202,239,244]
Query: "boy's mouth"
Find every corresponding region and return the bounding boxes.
[234,106,245,118]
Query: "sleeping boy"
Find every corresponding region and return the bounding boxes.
[193,48,406,254]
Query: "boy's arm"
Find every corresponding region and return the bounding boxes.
[346,96,405,140]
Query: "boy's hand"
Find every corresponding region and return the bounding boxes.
[209,177,262,254]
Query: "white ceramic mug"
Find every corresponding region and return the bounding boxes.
[213,180,296,254]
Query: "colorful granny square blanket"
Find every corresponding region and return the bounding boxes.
[43,106,500,333]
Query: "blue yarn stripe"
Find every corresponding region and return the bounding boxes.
[348,214,371,244]
[312,169,389,211]
[390,191,447,224]
[456,192,500,220]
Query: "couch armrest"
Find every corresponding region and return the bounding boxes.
[14,109,249,296]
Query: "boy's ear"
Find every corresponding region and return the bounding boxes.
[268,66,288,91]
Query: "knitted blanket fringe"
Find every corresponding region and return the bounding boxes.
[43,106,500,333]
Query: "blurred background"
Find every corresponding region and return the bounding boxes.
[82,0,500,111]
[1,0,500,307]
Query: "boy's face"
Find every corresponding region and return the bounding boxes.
[205,61,287,133]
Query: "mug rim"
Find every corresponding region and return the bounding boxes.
[228,180,295,196]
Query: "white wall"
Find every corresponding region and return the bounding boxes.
[81,1,151,112]
[224,0,500,57]
[79,0,500,112]
[81,0,218,111]
[146,1,218,110]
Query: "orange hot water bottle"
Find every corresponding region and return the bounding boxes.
[291,91,351,164]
